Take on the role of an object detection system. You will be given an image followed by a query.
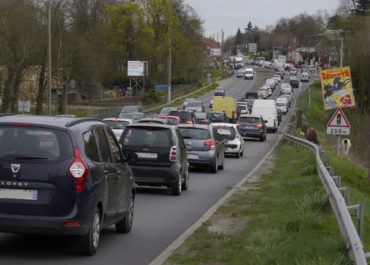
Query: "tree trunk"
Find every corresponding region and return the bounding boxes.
[35,63,47,115]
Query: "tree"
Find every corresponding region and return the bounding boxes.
[355,0,370,15]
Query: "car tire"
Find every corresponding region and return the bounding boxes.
[236,151,240,158]
[79,207,101,256]
[115,192,134,233]
[171,173,182,195]
[210,159,218,173]
[181,167,189,191]
[240,149,244,157]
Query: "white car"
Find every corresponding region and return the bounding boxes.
[276,97,289,115]
[273,74,281,82]
[103,118,134,140]
[236,69,245,78]
[301,72,310,82]
[211,123,244,158]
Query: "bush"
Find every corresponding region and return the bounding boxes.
[141,91,164,105]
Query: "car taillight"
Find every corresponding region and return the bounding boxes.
[204,140,216,150]
[256,124,263,128]
[274,119,276,126]
[69,148,89,193]
[169,146,177,161]
[185,120,193,124]
[236,123,241,126]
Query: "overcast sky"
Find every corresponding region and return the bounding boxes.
[184,0,340,39]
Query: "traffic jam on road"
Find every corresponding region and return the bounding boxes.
[0,62,313,261]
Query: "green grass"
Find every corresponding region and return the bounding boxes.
[164,142,352,265]
[295,81,370,253]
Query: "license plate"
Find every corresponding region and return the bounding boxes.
[0,188,37,200]
[187,154,199,159]
[136,152,158,159]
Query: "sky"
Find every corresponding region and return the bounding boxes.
[184,0,340,39]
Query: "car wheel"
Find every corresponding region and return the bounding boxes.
[79,207,101,256]
[260,136,264,142]
[116,192,134,233]
[171,172,182,195]
[236,151,240,158]
[181,167,189,191]
[240,149,244,157]
[210,159,218,173]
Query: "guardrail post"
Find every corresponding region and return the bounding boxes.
[331,176,341,188]
[347,203,364,241]
[326,166,334,176]
[339,187,350,205]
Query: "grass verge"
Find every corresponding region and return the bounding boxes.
[164,141,352,264]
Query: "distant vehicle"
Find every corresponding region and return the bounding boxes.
[244,68,254,79]
[236,68,245,78]
[211,123,244,158]
[168,110,196,124]
[277,68,285,78]
[208,111,228,123]
[120,123,189,195]
[301,72,310,82]
[157,115,181,126]
[257,87,269,99]
[251,99,278,133]
[0,115,136,255]
[194,112,209,124]
[214,87,225,96]
[119,112,144,121]
[289,75,299,88]
[182,98,196,109]
[236,114,267,141]
[159,107,177,116]
[136,118,167,124]
[178,124,225,173]
[184,100,204,112]
[289,67,298,75]
[209,98,214,108]
[103,118,134,139]
[120,105,142,114]
[273,74,282,82]
[244,92,258,111]
[276,97,289,115]
[212,96,237,123]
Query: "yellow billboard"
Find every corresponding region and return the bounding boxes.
[320,67,355,109]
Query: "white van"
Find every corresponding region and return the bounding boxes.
[251,99,278,133]
[244,68,254,80]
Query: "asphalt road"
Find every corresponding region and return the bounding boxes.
[0,70,311,265]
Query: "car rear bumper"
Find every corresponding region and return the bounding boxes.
[239,129,264,139]
[186,151,217,167]
[0,204,90,235]
[130,164,180,186]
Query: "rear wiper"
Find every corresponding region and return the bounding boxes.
[182,136,192,139]
[14,156,48,160]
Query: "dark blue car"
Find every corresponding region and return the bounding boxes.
[0,115,135,255]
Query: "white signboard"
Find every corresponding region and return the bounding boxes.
[248,43,257,53]
[327,108,350,135]
[210,48,221,57]
[18,100,31,112]
[128,61,144,76]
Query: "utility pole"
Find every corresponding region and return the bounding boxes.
[47,2,52,115]
[167,37,172,103]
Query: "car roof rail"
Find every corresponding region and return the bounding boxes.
[65,117,101,127]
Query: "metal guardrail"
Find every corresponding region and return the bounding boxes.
[284,133,368,265]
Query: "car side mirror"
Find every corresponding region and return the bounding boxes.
[264,120,268,123]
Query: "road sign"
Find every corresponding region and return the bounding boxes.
[327,108,350,135]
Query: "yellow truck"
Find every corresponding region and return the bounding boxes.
[211,96,237,123]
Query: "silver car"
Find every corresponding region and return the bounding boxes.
[178,124,225,173]
[211,123,244,158]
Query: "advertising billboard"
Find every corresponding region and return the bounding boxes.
[320,67,355,110]
[128,61,144,76]
[210,48,221,57]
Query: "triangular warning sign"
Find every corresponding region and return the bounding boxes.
[327,108,350,128]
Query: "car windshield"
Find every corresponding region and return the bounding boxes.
[104,120,129,129]
[158,118,178,125]
[194,112,206,119]
[121,127,171,148]
[121,113,144,119]
[178,128,211,140]
[121,106,139,113]
[239,117,261,124]
[276,103,285,106]
[187,101,202,107]
[245,71,253,75]
[210,112,223,119]
[215,126,236,140]
[0,126,73,161]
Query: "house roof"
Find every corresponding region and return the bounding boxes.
[200,38,221,49]
[300,35,323,48]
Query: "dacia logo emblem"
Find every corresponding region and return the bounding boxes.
[11,164,21,174]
